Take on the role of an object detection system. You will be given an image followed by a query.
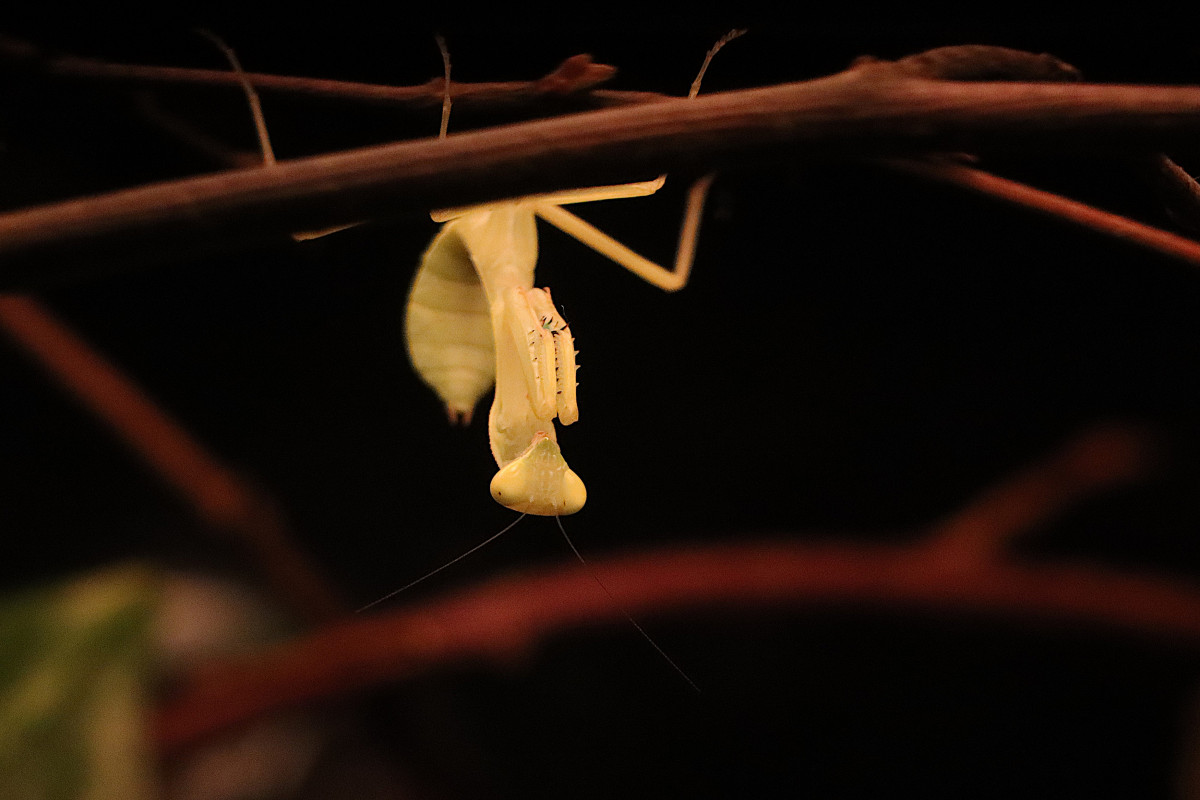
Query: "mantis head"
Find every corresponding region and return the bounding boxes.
[490,432,586,515]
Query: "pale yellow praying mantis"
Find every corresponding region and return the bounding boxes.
[212,29,736,518]
[211,32,740,687]
[406,176,715,517]
[406,33,737,518]
[215,29,730,604]
[211,30,731,519]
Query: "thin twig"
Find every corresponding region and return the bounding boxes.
[0,295,347,622]
[0,34,641,109]
[882,157,1200,271]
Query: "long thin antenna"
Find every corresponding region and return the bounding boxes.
[555,516,700,693]
[356,514,527,613]
[197,29,276,166]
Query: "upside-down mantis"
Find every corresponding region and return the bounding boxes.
[405,175,714,517]
[402,171,715,689]
[211,30,736,518]
[406,34,739,517]
[212,34,737,682]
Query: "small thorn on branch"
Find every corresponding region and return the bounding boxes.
[534,54,618,95]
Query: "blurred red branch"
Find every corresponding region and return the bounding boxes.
[0,295,347,622]
[156,540,1200,753]
[153,424,1173,753]
[921,424,1154,566]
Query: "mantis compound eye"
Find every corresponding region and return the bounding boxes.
[490,433,587,515]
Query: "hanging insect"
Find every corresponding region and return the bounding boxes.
[405,32,740,516]
[207,27,738,519]
[206,33,737,684]
[405,175,715,516]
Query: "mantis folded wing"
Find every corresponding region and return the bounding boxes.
[405,176,713,516]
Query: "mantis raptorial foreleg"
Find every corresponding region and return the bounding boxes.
[506,288,559,419]
[512,286,578,424]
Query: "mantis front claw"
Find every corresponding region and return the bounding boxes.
[488,285,585,515]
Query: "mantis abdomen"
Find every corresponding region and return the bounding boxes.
[404,222,496,424]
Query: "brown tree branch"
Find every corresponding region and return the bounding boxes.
[152,425,1165,753]
[8,73,1200,286]
[19,39,1200,280]
[0,295,348,623]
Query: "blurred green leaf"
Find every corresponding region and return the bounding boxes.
[0,565,160,800]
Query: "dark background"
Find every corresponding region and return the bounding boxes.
[4,8,1200,798]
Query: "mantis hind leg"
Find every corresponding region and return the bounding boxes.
[526,30,738,291]
[431,178,667,223]
[533,173,715,292]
